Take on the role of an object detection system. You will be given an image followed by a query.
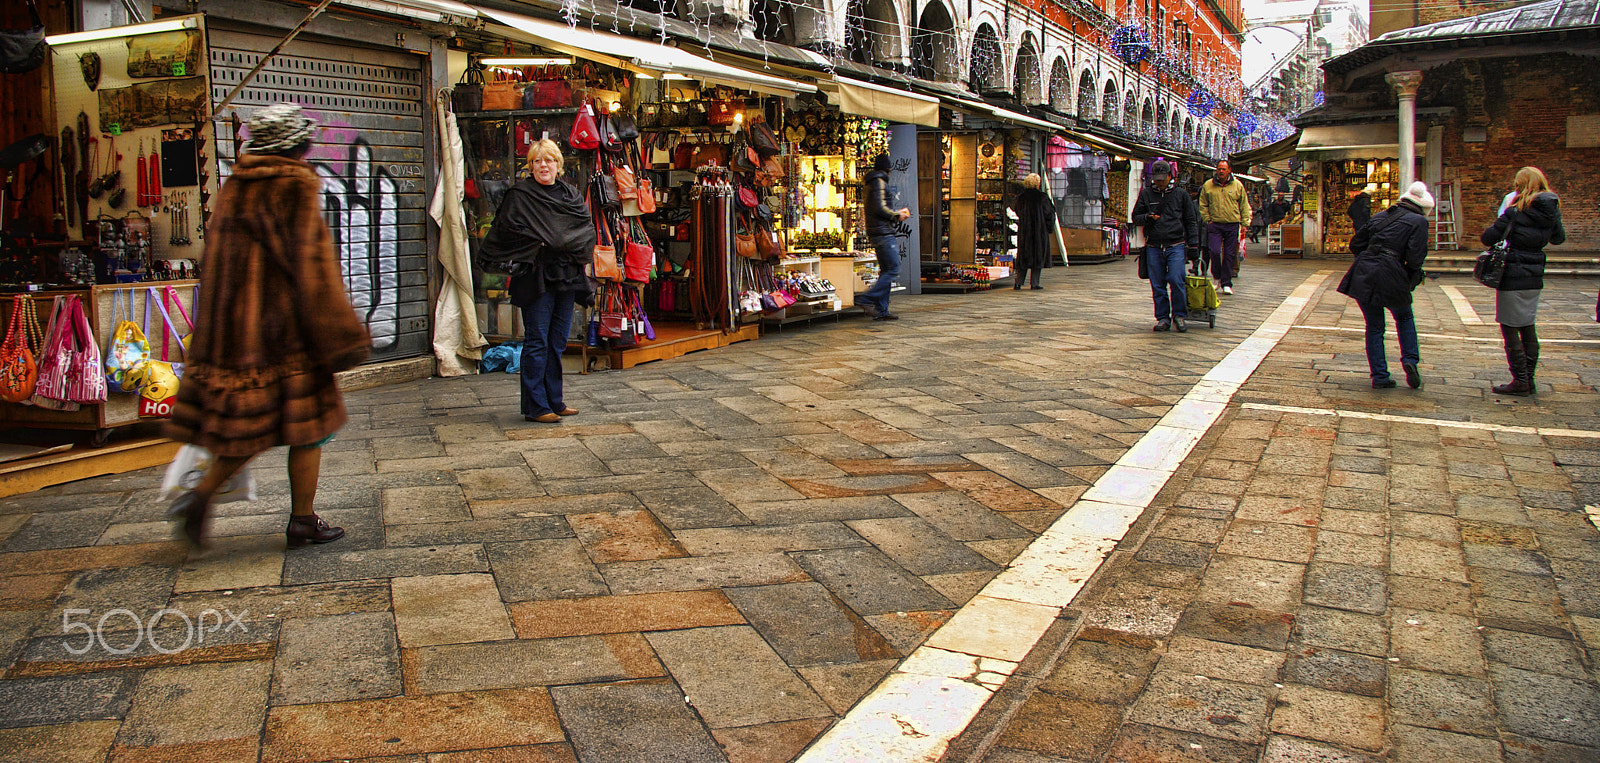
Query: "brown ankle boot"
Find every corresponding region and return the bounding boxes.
[286,514,345,546]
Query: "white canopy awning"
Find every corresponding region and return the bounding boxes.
[819,76,939,126]
[482,9,815,97]
[1298,124,1425,158]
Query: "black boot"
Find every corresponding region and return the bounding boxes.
[1493,325,1532,396]
[1521,325,1539,394]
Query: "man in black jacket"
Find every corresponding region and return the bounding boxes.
[1131,160,1200,332]
[860,153,911,320]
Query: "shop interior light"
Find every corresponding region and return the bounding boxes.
[480,57,572,66]
[45,16,197,46]
[662,73,694,80]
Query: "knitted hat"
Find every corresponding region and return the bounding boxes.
[872,153,891,172]
[1150,159,1171,177]
[1399,181,1434,212]
[244,104,317,155]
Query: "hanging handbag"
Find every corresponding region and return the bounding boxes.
[35,296,106,405]
[634,169,657,215]
[623,218,654,283]
[590,157,620,211]
[591,207,622,281]
[691,143,725,168]
[452,64,485,112]
[737,184,759,210]
[751,121,780,156]
[28,298,76,410]
[1475,220,1512,289]
[569,101,601,151]
[706,100,741,126]
[0,0,47,75]
[599,110,623,152]
[735,217,760,260]
[524,78,574,110]
[103,289,149,393]
[131,288,185,418]
[631,287,656,341]
[755,223,785,260]
[672,140,696,170]
[613,162,638,202]
[482,69,521,112]
[0,296,39,403]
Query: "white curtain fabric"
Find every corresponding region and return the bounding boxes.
[429,90,488,376]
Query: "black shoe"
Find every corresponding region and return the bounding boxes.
[858,301,880,317]
[286,513,345,546]
[1174,316,1187,333]
[1403,363,1422,389]
[1153,320,1171,332]
[1013,285,1023,290]
[1030,285,1043,290]
[1372,378,1398,389]
[169,490,212,548]
[873,312,900,321]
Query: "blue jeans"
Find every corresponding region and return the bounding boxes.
[1145,244,1187,321]
[1358,300,1419,382]
[863,235,902,312]
[519,289,576,417]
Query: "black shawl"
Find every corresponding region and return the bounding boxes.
[479,178,597,307]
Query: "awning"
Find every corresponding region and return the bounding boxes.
[1060,128,1137,157]
[945,98,1061,132]
[819,76,939,127]
[1297,124,1425,159]
[1230,130,1301,166]
[482,9,815,96]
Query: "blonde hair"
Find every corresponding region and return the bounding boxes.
[1022,173,1041,189]
[1511,166,1551,212]
[529,138,563,174]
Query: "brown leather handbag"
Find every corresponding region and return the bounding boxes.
[734,216,759,260]
[755,224,784,260]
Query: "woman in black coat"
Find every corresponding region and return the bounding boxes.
[1481,166,1566,396]
[1337,181,1433,389]
[1012,173,1056,290]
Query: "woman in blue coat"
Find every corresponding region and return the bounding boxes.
[1481,167,1566,396]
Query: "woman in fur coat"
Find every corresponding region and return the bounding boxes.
[166,103,370,548]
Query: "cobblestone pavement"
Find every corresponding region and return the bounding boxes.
[0,254,1595,763]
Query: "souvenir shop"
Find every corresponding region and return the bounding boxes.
[0,4,449,446]
[447,31,824,370]
[917,116,1046,291]
[0,14,214,441]
[1314,157,1403,256]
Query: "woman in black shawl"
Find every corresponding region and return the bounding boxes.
[479,138,596,423]
[1012,173,1057,290]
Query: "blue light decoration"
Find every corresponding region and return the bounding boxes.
[1232,112,1258,137]
[1112,25,1150,66]
[1186,90,1215,119]
[1261,122,1292,143]
[1314,90,1326,107]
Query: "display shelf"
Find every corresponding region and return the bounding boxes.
[778,256,822,265]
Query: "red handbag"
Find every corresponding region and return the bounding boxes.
[569,101,601,150]
[590,204,621,281]
[623,221,653,283]
[613,163,637,201]
[737,184,759,209]
[707,100,740,126]
[0,295,39,403]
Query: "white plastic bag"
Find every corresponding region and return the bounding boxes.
[160,444,257,504]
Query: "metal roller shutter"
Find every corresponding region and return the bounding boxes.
[208,28,430,362]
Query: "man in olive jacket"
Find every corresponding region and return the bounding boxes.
[1198,160,1250,295]
[1132,160,1200,333]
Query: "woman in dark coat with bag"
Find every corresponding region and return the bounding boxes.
[1012,173,1056,290]
[166,104,372,548]
[479,138,596,422]
[1481,166,1565,396]
[1337,181,1433,389]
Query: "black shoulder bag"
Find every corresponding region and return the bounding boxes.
[1475,218,1513,289]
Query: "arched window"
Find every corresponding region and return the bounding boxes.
[1124,90,1137,132]
[1077,71,1096,119]
[1141,99,1155,140]
[912,1,958,81]
[1101,81,1119,127]
[750,0,795,45]
[1048,58,1072,113]
[1184,118,1194,151]
[969,24,1005,94]
[1013,35,1042,104]
[847,0,901,68]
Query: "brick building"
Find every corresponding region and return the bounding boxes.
[1288,0,1599,255]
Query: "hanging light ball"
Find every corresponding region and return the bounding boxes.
[1186,90,1215,119]
[1232,112,1258,137]
[1111,25,1150,66]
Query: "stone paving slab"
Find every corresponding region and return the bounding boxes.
[2,259,1597,762]
[957,270,1600,763]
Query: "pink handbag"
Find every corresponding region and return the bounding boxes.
[34,296,107,405]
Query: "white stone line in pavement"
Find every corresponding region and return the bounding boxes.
[793,270,1336,763]
[1586,505,1600,532]
[1439,284,1485,325]
[1240,402,1600,439]
[1291,324,1600,345]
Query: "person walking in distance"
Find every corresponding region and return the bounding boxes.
[1198,159,1250,295]
[861,153,909,321]
[1132,160,1199,333]
[166,104,371,548]
[1335,181,1433,389]
[481,138,596,423]
[1011,173,1056,290]
[1481,167,1566,396]
[1347,183,1374,232]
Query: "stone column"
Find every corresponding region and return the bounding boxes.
[1386,70,1423,189]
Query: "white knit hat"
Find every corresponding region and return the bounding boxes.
[1399,181,1434,212]
[244,103,317,154]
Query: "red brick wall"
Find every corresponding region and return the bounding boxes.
[1424,54,1600,250]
